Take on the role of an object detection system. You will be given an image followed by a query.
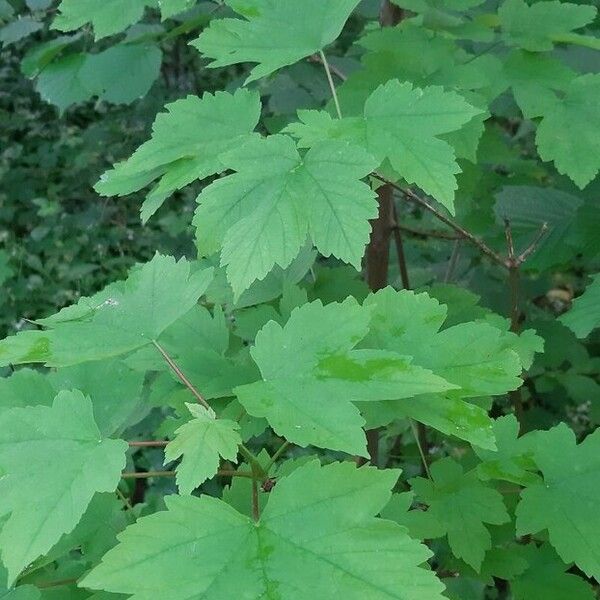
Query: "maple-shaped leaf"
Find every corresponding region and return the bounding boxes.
[191,0,361,83]
[474,415,540,486]
[80,461,445,599]
[53,0,156,40]
[559,274,600,338]
[0,390,127,585]
[95,89,260,222]
[165,403,242,495]
[287,79,482,213]
[511,544,596,600]
[499,0,597,52]
[194,135,378,296]
[0,254,213,367]
[236,298,454,456]
[534,74,600,189]
[411,458,509,570]
[516,424,600,580]
[363,287,527,397]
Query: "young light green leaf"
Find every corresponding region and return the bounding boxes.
[165,403,242,495]
[0,391,127,585]
[499,0,597,52]
[235,298,454,456]
[0,254,213,367]
[534,74,600,189]
[53,0,155,40]
[411,458,509,570]
[287,80,482,212]
[81,461,445,599]
[559,274,600,338]
[516,424,600,580]
[95,89,261,222]
[191,0,361,83]
[194,135,378,296]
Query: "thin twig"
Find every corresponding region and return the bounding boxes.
[251,477,260,521]
[152,340,211,411]
[128,440,169,448]
[410,420,432,480]
[372,173,507,268]
[391,204,410,289]
[504,219,516,261]
[121,469,254,480]
[444,240,462,283]
[265,441,291,472]
[394,224,461,241]
[319,50,343,119]
[309,53,347,81]
[516,222,548,264]
[122,470,176,479]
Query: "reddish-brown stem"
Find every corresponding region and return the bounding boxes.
[128,440,169,448]
[395,224,461,241]
[121,469,254,480]
[359,1,405,468]
[152,340,211,411]
[372,173,507,268]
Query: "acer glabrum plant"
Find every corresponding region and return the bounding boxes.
[0,0,599,598]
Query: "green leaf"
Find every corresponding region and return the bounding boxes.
[535,74,600,188]
[0,254,213,367]
[191,0,361,83]
[503,51,575,119]
[559,274,600,338]
[164,403,242,495]
[21,34,81,77]
[474,415,539,486]
[95,89,260,222]
[126,305,257,399]
[79,44,162,105]
[159,0,195,19]
[0,17,42,47]
[499,0,597,52]
[411,458,509,570]
[516,424,600,579]
[194,135,378,295]
[0,564,40,599]
[35,54,91,113]
[81,461,445,599]
[0,361,144,437]
[53,0,156,40]
[511,544,596,600]
[236,298,453,455]
[287,80,482,212]
[363,288,525,397]
[0,390,127,584]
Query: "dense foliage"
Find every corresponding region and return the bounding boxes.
[0,0,599,598]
